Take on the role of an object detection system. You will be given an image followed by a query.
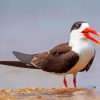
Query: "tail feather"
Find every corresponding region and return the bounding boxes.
[0,61,40,69]
[0,51,48,69]
[12,51,37,64]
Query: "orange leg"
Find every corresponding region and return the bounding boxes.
[63,76,68,87]
[73,74,77,87]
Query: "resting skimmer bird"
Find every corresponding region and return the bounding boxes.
[0,21,100,87]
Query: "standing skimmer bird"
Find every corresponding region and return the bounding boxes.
[0,21,100,87]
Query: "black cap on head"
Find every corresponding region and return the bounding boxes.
[70,21,86,32]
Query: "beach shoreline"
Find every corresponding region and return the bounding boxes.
[0,87,99,100]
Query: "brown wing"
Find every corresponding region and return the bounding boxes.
[50,43,71,56]
[30,43,79,73]
[42,51,79,73]
[0,61,37,69]
[30,43,71,68]
[7,43,79,73]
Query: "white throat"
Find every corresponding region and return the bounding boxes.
[69,30,93,54]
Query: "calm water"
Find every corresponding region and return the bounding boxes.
[0,0,100,89]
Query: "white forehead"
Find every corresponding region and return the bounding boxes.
[80,23,89,31]
[70,22,90,40]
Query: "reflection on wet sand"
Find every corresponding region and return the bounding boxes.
[0,88,99,100]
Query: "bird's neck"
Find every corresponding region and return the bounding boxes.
[69,31,91,47]
[69,37,88,45]
[69,35,93,54]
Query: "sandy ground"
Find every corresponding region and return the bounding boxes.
[0,88,99,100]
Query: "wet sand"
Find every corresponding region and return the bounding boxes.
[0,88,99,100]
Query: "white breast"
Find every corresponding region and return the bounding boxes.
[67,40,95,74]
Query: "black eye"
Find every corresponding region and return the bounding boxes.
[71,23,81,31]
[75,23,81,29]
[76,24,81,28]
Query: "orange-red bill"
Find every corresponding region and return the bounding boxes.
[82,27,100,44]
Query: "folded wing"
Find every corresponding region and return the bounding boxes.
[0,43,79,73]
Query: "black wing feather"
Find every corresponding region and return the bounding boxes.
[12,51,37,64]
